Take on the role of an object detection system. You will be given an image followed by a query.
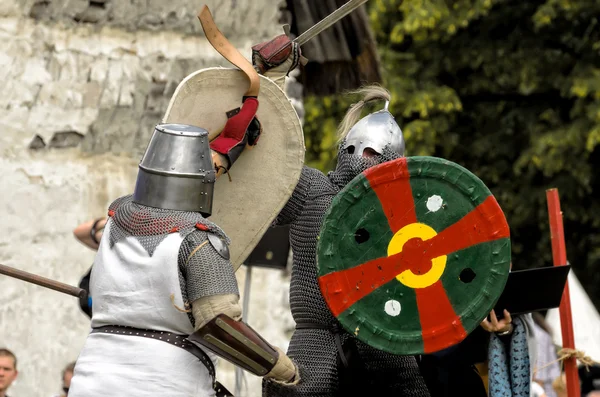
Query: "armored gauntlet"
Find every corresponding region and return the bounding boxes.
[252,34,303,90]
[188,314,299,384]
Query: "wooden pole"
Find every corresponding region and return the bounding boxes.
[546,188,580,397]
[0,263,87,300]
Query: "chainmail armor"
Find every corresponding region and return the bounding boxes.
[263,143,431,397]
[328,143,401,189]
[179,230,240,303]
[108,195,229,257]
[106,195,238,328]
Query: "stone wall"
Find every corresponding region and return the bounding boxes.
[0,1,297,396]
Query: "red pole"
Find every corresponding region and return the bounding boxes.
[546,188,580,397]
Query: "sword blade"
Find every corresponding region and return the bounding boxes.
[0,263,87,299]
[293,0,370,46]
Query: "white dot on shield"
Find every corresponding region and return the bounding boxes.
[384,300,401,317]
[426,195,443,212]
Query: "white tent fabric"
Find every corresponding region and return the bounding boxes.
[546,269,600,362]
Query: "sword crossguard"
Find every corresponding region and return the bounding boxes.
[282,24,292,38]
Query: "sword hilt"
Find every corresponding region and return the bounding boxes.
[281,25,309,67]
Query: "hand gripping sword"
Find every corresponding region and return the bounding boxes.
[196,0,370,91]
[199,0,370,78]
[250,0,370,74]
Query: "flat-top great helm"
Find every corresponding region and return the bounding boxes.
[133,123,215,216]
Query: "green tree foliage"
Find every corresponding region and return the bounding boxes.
[303,0,600,307]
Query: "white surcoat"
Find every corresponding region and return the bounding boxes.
[69,220,216,397]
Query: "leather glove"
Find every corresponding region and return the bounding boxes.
[252,34,302,89]
[264,347,301,385]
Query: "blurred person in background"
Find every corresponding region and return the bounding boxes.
[72,218,106,318]
[73,218,106,251]
[531,381,548,397]
[51,362,75,397]
[531,312,560,397]
[0,349,18,397]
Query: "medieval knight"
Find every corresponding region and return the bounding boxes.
[68,119,299,397]
[252,36,431,397]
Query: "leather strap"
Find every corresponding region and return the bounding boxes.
[91,325,234,396]
[295,322,350,368]
[197,6,260,97]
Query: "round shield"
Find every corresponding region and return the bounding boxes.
[317,156,511,355]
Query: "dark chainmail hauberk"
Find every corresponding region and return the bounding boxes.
[263,143,431,397]
[106,195,239,327]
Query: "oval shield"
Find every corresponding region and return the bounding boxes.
[317,156,511,355]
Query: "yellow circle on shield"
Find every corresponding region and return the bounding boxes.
[387,223,447,289]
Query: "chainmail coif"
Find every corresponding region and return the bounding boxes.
[263,143,431,397]
[107,195,228,257]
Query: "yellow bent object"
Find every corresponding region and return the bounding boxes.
[387,223,448,289]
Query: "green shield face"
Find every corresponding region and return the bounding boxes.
[317,156,511,355]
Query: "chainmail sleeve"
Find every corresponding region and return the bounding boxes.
[273,166,322,226]
[178,230,240,303]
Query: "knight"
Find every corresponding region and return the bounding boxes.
[251,36,431,396]
[68,123,299,395]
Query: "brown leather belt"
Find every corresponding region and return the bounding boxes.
[91,325,233,396]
